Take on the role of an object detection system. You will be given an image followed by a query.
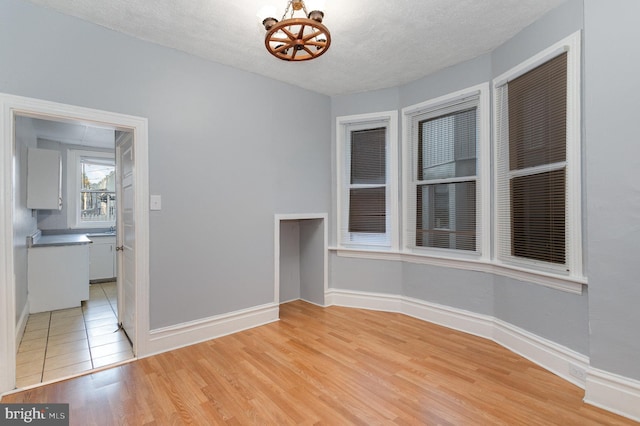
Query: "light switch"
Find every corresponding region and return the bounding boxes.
[150,194,162,211]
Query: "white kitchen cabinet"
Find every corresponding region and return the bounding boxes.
[27,147,62,210]
[89,236,116,281]
[28,244,90,313]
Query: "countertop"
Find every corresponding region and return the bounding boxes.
[28,230,92,247]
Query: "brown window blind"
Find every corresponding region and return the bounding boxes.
[508,53,567,171]
[349,187,386,233]
[348,127,386,234]
[507,52,567,264]
[511,170,565,264]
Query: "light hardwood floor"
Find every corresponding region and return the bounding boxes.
[3,300,636,425]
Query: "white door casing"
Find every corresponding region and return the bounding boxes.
[0,93,150,394]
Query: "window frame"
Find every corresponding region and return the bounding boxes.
[492,30,583,280]
[402,83,491,261]
[67,149,116,229]
[336,111,398,250]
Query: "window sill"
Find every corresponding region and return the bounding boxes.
[329,247,586,295]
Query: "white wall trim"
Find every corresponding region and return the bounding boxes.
[0,94,18,393]
[403,295,495,339]
[15,301,29,351]
[585,368,640,423]
[493,318,589,388]
[146,303,279,357]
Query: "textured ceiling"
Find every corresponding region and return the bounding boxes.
[25,0,567,96]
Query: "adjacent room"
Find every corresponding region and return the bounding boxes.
[1,0,639,423]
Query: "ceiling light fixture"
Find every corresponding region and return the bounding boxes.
[258,0,331,62]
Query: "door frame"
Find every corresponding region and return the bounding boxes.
[0,93,150,393]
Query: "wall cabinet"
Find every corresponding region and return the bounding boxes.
[89,236,116,281]
[27,147,62,210]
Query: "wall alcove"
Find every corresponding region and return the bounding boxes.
[275,214,327,306]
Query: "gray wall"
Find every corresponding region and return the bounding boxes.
[299,219,325,305]
[279,221,301,303]
[13,117,38,324]
[1,0,331,329]
[584,0,640,380]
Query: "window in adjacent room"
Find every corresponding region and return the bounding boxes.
[68,150,116,228]
[494,31,582,278]
[404,84,489,258]
[336,111,398,249]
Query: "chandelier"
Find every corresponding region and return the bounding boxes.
[259,0,331,62]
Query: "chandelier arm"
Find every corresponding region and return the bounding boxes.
[281,0,293,21]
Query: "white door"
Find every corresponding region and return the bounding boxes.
[116,131,136,353]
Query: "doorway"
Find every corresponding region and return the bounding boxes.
[0,93,150,394]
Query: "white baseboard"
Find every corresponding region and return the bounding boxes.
[585,368,640,423]
[325,288,404,313]
[493,319,589,388]
[15,301,29,351]
[326,288,640,422]
[145,303,279,357]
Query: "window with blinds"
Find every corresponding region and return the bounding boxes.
[349,128,386,234]
[406,94,481,253]
[337,112,397,249]
[495,48,578,273]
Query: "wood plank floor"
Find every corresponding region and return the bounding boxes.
[2,300,637,425]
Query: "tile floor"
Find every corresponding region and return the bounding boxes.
[16,281,134,388]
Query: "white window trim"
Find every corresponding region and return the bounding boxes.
[336,111,399,251]
[492,30,584,282]
[402,83,491,262]
[67,149,116,229]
